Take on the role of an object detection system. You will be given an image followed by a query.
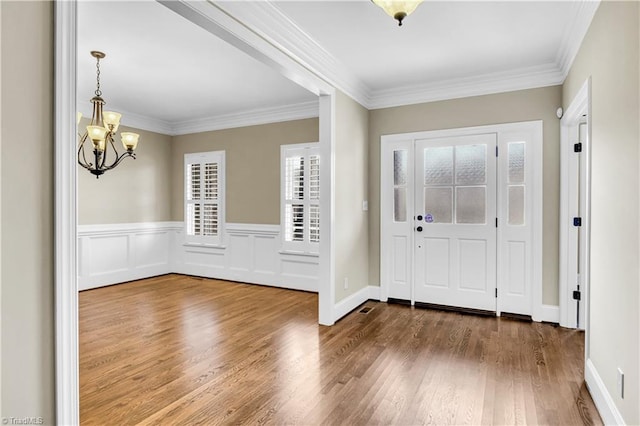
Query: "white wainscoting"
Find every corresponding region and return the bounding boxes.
[78,222,179,291]
[79,222,319,293]
[173,223,318,292]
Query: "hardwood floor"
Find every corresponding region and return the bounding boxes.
[80,274,601,425]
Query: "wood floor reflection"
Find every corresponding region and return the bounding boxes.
[80,274,601,425]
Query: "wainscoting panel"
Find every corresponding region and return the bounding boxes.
[78,222,178,291]
[174,223,318,292]
[79,222,319,293]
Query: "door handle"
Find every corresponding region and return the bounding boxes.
[416,226,423,232]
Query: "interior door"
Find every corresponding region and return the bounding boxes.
[413,134,497,311]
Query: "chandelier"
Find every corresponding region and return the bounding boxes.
[77,51,139,178]
[372,0,424,26]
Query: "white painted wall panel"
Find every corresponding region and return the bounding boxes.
[228,234,251,272]
[458,239,487,291]
[89,235,129,275]
[254,235,277,275]
[507,241,526,296]
[134,232,170,268]
[78,222,318,292]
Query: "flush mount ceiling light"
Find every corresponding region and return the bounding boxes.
[372,0,424,26]
[77,51,140,178]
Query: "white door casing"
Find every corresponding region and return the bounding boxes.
[413,134,497,312]
[560,79,591,330]
[380,121,543,318]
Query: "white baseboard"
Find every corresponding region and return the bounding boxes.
[368,285,381,301]
[538,304,560,323]
[585,358,626,425]
[334,286,370,322]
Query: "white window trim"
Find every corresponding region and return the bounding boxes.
[184,150,226,246]
[281,142,320,254]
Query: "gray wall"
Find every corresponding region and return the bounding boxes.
[563,1,639,423]
[368,86,563,305]
[1,1,55,423]
[78,124,172,225]
[170,118,318,224]
[334,91,369,303]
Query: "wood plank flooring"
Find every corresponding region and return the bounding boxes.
[80,274,601,425]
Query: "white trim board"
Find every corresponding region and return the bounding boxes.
[55,1,80,425]
[585,359,626,425]
[334,286,370,323]
[559,78,591,330]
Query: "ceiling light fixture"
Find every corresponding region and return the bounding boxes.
[77,51,140,178]
[372,0,423,26]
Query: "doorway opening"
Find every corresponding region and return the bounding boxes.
[560,78,591,332]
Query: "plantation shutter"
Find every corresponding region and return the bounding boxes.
[185,151,225,244]
[281,144,320,253]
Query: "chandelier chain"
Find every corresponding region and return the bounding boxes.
[95,57,102,97]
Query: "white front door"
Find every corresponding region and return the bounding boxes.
[413,134,497,311]
[380,122,542,319]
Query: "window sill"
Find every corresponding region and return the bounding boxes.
[183,242,227,249]
[278,250,319,258]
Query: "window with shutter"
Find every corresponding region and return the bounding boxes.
[185,151,225,245]
[281,143,320,253]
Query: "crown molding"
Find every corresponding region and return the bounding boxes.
[77,104,175,135]
[368,63,564,110]
[171,101,319,135]
[78,101,318,136]
[117,108,175,135]
[215,0,599,110]
[79,0,600,134]
[556,0,601,80]
[214,0,371,108]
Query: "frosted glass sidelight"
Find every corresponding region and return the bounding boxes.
[394,188,407,222]
[509,142,525,183]
[424,147,453,185]
[455,144,486,185]
[424,187,453,223]
[393,150,408,185]
[508,185,525,225]
[456,186,486,224]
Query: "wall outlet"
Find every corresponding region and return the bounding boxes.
[362,200,368,211]
[617,368,625,399]
[344,277,349,290]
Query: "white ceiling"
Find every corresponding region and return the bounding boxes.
[77,0,598,135]
[77,1,318,134]
[274,1,576,90]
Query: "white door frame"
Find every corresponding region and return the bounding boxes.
[559,78,592,332]
[380,121,544,319]
[54,1,337,424]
